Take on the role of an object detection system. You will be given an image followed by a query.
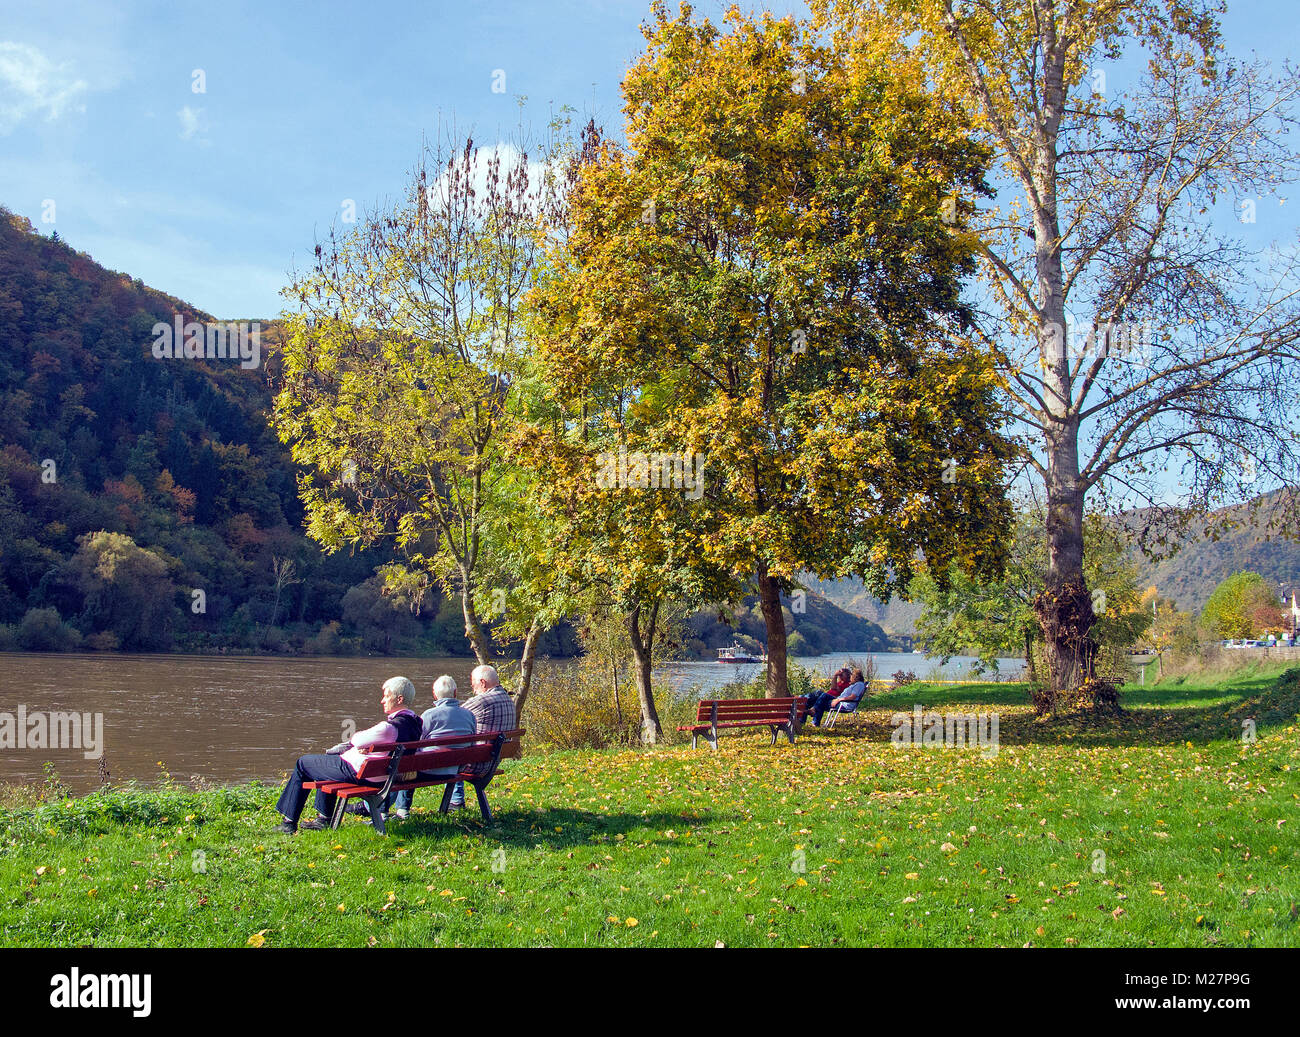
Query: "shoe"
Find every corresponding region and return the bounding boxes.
[271,820,297,834]
[347,801,370,816]
[391,808,408,820]
[299,816,330,831]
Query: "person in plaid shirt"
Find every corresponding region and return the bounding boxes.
[450,664,516,806]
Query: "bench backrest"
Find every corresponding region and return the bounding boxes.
[694,697,808,722]
[351,729,525,782]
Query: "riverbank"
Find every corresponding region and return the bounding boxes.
[0,650,1024,791]
[2,665,1297,947]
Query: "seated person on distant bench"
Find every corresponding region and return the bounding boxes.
[385,675,476,819]
[272,676,423,833]
[805,668,847,727]
[808,667,866,727]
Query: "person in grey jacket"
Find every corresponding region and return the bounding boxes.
[386,675,477,819]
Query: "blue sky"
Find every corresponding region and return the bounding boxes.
[0,0,801,317]
[0,0,1296,319]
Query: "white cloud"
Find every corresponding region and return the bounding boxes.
[177,104,208,143]
[0,41,89,133]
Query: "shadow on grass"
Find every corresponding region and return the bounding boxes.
[385,805,724,849]
[805,668,1300,749]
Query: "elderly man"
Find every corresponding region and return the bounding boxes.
[386,675,476,820]
[450,664,516,809]
[273,676,423,833]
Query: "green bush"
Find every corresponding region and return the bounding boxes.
[17,607,82,652]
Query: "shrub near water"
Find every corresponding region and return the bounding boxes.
[523,660,697,749]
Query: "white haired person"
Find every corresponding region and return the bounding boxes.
[451,664,516,809]
[272,676,423,833]
[385,674,476,820]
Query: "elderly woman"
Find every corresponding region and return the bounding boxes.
[272,676,423,833]
[384,674,476,819]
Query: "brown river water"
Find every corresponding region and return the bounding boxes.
[0,650,1021,792]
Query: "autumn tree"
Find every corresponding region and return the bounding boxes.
[1201,569,1283,638]
[1138,586,1198,676]
[527,3,1014,698]
[68,530,179,651]
[818,0,1300,707]
[273,128,566,671]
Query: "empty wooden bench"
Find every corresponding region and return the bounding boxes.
[303,728,524,834]
[677,697,808,750]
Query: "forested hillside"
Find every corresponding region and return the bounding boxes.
[0,207,479,655]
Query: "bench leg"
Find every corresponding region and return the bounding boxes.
[691,732,698,749]
[438,782,454,814]
[769,724,778,746]
[472,782,493,824]
[329,795,347,830]
[364,794,385,836]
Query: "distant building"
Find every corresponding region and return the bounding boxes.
[1282,588,1300,637]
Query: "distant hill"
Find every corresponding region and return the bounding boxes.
[685,589,889,659]
[1125,493,1300,613]
[798,573,922,640]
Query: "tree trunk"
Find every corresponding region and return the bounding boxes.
[511,616,544,724]
[757,564,788,698]
[627,599,663,745]
[1033,434,1096,710]
[1030,123,1096,707]
[459,568,496,665]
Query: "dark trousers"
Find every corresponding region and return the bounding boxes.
[811,692,857,726]
[275,753,358,823]
[808,692,835,726]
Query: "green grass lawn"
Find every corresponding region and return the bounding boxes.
[2,664,1298,948]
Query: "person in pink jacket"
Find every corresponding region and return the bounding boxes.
[272,676,423,833]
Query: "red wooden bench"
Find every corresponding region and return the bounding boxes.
[303,728,524,834]
[677,697,808,750]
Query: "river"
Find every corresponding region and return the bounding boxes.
[0,650,1024,792]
